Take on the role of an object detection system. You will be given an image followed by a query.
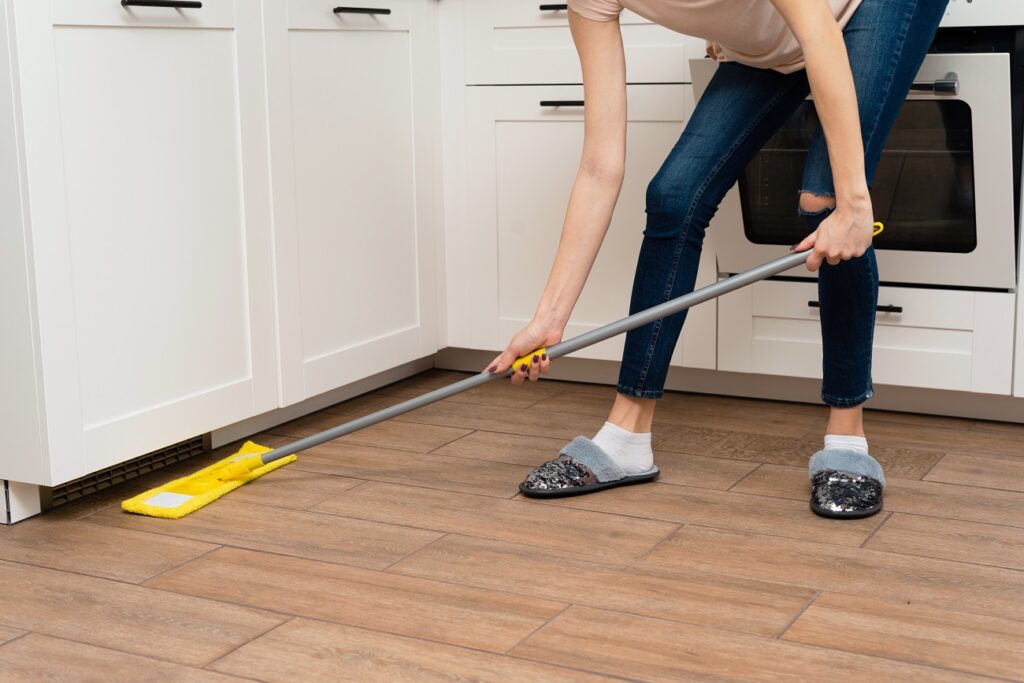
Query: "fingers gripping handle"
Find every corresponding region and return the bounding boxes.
[511,348,547,374]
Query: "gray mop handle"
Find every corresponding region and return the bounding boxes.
[259,249,810,465]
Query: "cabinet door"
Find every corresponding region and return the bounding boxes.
[266,0,440,404]
[463,0,705,85]
[10,0,276,484]
[718,281,1016,395]
[455,85,716,370]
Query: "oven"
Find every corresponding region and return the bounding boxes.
[691,3,1024,292]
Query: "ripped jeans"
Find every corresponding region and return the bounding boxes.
[616,0,948,407]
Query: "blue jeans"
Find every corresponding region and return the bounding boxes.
[616,0,948,407]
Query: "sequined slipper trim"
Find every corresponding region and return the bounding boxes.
[809,469,883,519]
[518,435,659,498]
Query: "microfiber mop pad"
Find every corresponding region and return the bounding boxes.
[121,441,295,519]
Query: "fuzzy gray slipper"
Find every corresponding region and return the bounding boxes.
[519,436,659,498]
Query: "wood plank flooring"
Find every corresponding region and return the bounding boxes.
[2,369,1022,681]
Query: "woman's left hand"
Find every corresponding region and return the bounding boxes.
[793,198,875,272]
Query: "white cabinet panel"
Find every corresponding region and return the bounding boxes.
[266,0,440,403]
[287,0,409,29]
[53,0,235,29]
[4,0,276,484]
[719,280,1015,395]
[455,84,716,370]
[55,28,250,429]
[463,0,704,85]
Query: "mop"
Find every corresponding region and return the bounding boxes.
[122,223,883,518]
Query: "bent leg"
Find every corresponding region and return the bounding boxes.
[801,0,948,409]
[616,62,811,400]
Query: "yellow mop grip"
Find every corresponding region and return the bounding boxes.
[216,455,265,481]
[512,347,547,373]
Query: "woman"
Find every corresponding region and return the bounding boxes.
[486,0,948,518]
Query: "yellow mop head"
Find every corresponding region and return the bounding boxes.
[121,441,295,519]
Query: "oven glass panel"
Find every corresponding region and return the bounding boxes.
[738,100,976,253]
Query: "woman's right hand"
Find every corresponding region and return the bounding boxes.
[485,319,563,385]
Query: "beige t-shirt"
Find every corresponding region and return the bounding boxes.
[567,0,863,74]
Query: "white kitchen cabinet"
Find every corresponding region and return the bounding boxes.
[463,0,705,85]
[1,0,277,487]
[718,280,1017,395]
[451,84,716,370]
[264,0,441,404]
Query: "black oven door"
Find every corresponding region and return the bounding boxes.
[739,99,976,254]
[691,53,1018,290]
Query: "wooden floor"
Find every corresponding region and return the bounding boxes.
[2,370,1023,682]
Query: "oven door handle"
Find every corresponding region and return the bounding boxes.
[909,71,958,96]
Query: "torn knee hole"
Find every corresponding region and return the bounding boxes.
[799,192,836,214]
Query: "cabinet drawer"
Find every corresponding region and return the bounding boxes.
[464,0,703,84]
[718,281,1016,395]
[288,0,410,31]
[54,0,235,29]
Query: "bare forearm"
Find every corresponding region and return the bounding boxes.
[796,8,870,206]
[534,167,623,329]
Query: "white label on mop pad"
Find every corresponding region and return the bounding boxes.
[145,492,193,508]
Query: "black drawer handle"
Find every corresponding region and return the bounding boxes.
[122,0,202,7]
[540,4,569,10]
[334,6,391,14]
[540,100,584,107]
[808,301,903,314]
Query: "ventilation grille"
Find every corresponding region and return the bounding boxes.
[45,435,208,508]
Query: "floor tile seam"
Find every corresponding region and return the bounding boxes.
[776,589,822,639]
[859,511,894,549]
[777,621,1023,682]
[201,616,297,671]
[312,498,681,550]
[283,463,528,499]
[518,600,1021,681]
[79,506,448,555]
[726,462,766,492]
[523,493,879,548]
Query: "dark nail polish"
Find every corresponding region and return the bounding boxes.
[487,365,497,373]
[520,365,527,372]
[532,355,539,363]
[542,353,548,361]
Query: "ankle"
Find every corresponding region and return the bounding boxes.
[826,407,864,436]
[608,394,656,433]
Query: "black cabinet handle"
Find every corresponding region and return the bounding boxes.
[808,301,903,314]
[122,0,202,7]
[540,4,569,10]
[540,100,584,107]
[334,6,391,14]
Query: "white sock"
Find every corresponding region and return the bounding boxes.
[591,421,654,475]
[824,434,869,453]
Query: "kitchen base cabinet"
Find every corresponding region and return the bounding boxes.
[452,84,716,371]
[264,0,441,405]
[718,280,1016,395]
[1,0,277,487]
